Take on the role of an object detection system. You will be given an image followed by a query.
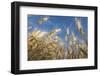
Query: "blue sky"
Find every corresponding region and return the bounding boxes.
[28,15,88,44]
